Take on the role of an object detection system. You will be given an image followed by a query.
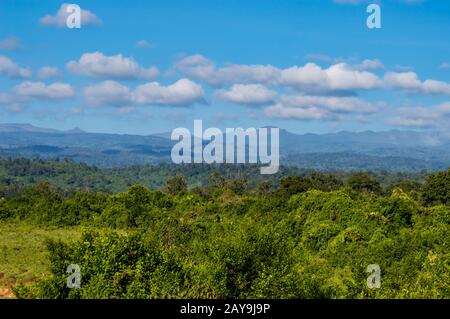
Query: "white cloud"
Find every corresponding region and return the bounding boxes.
[325,63,382,89]
[394,64,414,72]
[67,52,159,80]
[38,67,60,79]
[84,80,131,107]
[132,79,205,106]
[386,102,450,128]
[0,81,74,112]
[422,80,450,95]
[135,40,153,49]
[174,54,280,87]
[0,37,22,50]
[280,95,379,113]
[384,72,421,90]
[352,59,384,71]
[0,55,31,79]
[13,81,74,99]
[265,103,332,120]
[387,117,434,128]
[84,79,205,107]
[0,92,24,112]
[385,72,450,95]
[175,55,382,93]
[280,63,382,92]
[40,3,101,27]
[215,84,276,105]
[304,55,384,71]
[440,62,450,70]
[175,54,211,69]
[264,94,380,121]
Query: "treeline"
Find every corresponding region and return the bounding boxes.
[0,157,430,197]
[1,166,449,298]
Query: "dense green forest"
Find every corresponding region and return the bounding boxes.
[0,158,448,299]
[0,158,429,196]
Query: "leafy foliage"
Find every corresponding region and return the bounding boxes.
[422,168,450,206]
[0,157,430,195]
[3,164,448,299]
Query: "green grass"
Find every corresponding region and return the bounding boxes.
[0,221,81,289]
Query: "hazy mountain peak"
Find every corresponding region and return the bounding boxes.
[65,127,86,134]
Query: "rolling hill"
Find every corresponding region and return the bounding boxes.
[0,123,449,171]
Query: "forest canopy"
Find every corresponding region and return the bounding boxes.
[0,159,448,299]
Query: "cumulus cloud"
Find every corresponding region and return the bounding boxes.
[394,65,414,72]
[265,103,332,120]
[175,55,382,93]
[387,116,434,128]
[280,63,382,92]
[384,72,421,90]
[67,52,159,80]
[386,102,450,128]
[174,54,280,87]
[0,37,22,50]
[38,67,60,79]
[264,94,380,121]
[352,59,384,71]
[12,81,74,99]
[84,80,131,107]
[84,79,205,107]
[132,79,205,106]
[0,81,74,112]
[304,54,384,71]
[215,84,276,105]
[0,55,31,79]
[172,55,420,123]
[280,95,380,113]
[385,72,450,95]
[40,3,101,27]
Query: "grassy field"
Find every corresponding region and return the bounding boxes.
[0,221,81,298]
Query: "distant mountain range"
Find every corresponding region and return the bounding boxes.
[0,123,449,171]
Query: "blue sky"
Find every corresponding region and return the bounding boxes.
[0,0,450,135]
